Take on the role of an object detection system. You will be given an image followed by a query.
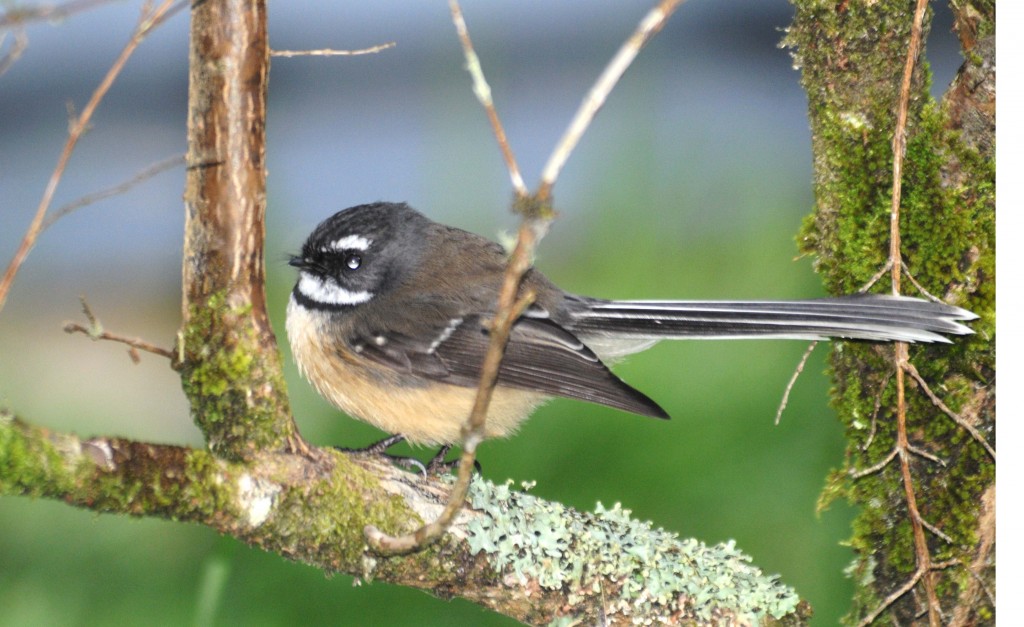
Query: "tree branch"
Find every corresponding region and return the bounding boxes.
[786,1,995,622]
[179,0,299,460]
[0,411,804,624]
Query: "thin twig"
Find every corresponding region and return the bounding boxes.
[41,154,185,232]
[884,2,940,623]
[900,260,945,302]
[774,341,817,425]
[851,447,899,479]
[538,0,686,201]
[0,0,182,314]
[904,361,995,459]
[0,29,28,77]
[856,560,958,627]
[366,0,682,554]
[856,567,928,627]
[0,0,118,28]
[862,367,895,450]
[365,232,540,554]
[271,42,395,57]
[906,443,945,466]
[448,0,527,197]
[858,258,893,293]
[918,516,954,544]
[64,297,174,362]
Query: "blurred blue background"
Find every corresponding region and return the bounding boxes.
[0,1,963,624]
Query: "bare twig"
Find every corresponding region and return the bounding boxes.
[271,42,395,57]
[41,154,185,232]
[900,261,945,302]
[774,341,817,425]
[858,258,893,293]
[0,0,118,28]
[367,0,682,554]
[0,29,28,77]
[855,560,958,627]
[884,1,941,623]
[862,367,895,450]
[448,1,527,197]
[366,275,538,554]
[851,447,899,479]
[538,0,686,201]
[64,297,174,362]
[906,443,945,466]
[856,567,928,627]
[903,361,994,459]
[0,0,183,314]
[919,516,954,544]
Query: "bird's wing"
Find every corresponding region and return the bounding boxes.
[348,312,668,419]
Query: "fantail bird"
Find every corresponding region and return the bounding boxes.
[286,202,975,448]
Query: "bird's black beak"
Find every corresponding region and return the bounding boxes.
[288,255,309,270]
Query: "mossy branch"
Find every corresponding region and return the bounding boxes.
[0,411,807,624]
[785,0,995,623]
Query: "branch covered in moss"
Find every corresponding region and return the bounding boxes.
[785,0,994,623]
[0,411,807,625]
[179,0,299,460]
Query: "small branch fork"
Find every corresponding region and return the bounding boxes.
[63,297,174,363]
[852,0,992,623]
[365,0,688,555]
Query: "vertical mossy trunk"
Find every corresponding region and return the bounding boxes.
[785,1,994,623]
[180,0,301,460]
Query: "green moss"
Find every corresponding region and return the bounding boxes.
[0,412,77,497]
[180,291,295,460]
[786,1,994,622]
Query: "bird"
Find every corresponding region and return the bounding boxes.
[285,201,975,451]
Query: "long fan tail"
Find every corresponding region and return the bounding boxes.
[569,294,976,344]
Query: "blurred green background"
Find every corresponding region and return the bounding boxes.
[1,1,963,624]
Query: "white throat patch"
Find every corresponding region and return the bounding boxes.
[297,272,373,306]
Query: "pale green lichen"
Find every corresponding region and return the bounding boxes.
[464,477,801,624]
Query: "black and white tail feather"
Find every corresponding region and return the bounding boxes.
[564,293,976,361]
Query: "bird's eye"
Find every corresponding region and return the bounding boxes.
[344,252,362,270]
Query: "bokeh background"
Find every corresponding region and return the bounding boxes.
[0,1,964,624]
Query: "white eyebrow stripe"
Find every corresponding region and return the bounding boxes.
[297,273,373,306]
[325,234,372,252]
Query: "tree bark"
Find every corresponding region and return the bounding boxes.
[785,1,995,623]
[180,0,299,460]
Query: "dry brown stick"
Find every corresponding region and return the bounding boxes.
[365,272,537,554]
[271,43,395,57]
[0,29,28,77]
[448,0,527,197]
[365,2,544,554]
[366,0,684,554]
[885,1,940,624]
[850,447,899,479]
[862,367,895,450]
[64,297,174,362]
[538,0,686,201]
[774,341,817,425]
[904,361,994,459]
[0,0,181,314]
[0,0,118,27]
[856,559,958,627]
